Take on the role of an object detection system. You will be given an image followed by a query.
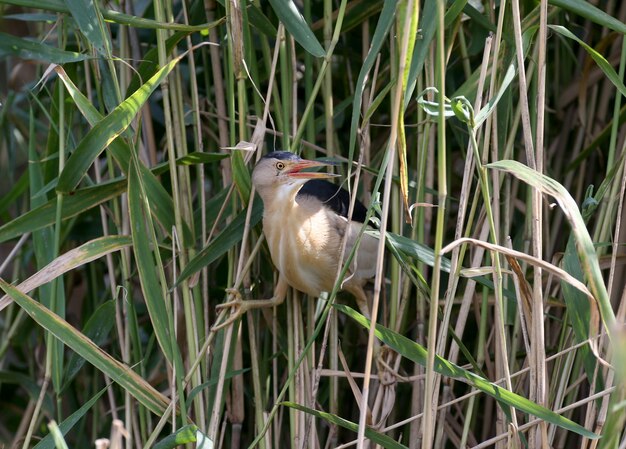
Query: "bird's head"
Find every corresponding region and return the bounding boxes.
[252,151,339,201]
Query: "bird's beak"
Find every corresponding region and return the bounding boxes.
[286,158,340,179]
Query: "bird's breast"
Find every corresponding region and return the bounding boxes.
[263,204,342,296]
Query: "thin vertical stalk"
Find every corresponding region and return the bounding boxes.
[323,0,334,157]
[153,0,189,428]
[287,295,296,448]
[279,27,291,149]
[50,19,68,414]
[246,313,266,449]
[357,0,416,446]
[532,0,549,446]
[607,36,626,300]
[182,8,208,425]
[291,0,348,152]
[421,0,446,445]
[303,0,316,154]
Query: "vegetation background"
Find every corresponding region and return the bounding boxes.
[0,0,625,448]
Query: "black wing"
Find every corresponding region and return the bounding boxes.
[297,179,368,223]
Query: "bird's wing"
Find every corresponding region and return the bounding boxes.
[297,179,368,223]
[343,220,379,282]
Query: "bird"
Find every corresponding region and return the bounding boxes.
[215,151,379,329]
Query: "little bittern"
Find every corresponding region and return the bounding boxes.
[216,151,378,328]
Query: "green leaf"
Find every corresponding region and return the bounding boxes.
[0,170,28,219]
[0,32,88,63]
[57,55,184,193]
[282,402,408,449]
[0,236,129,314]
[153,425,200,449]
[474,60,517,128]
[416,87,456,117]
[230,150,252,203]
[55,66,183,240]
[561,238,600,385]
[125,31,190,98]
[33,386,108,449]
[444,0,468,28]
[63,0,111,56]
[177,152,230,165]
[405,0,435,106]
[175,196,263,287]
[597,334,626,449]
[348,0,399,161]
[384,231,450,271]
[186,368,251,409]
[549,25,626,98]
[247,3,277,37]
[462,1,496,32]
[47,422,69,449]
[2,13,57,22]
[336,304,599,439]
[0,371,54,414]
[487,160,615,334]
[0,279,169,416]
[127,158,174,363]
[63,300,116,390]
[2,0,221,32]
[549,0,626,34]
[267,0,325,57]
[0,179,126,244]
[362,79,395,124]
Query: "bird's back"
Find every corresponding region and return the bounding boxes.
[296,180,378,288]
[297,179,369,224]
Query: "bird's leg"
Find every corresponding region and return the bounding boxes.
[212,277,289,330]
[346,284,374,323]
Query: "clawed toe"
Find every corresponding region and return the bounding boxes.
[212,289,247,331]
[215,288,242,309]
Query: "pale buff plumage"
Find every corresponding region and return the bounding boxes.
[214,152,377,329]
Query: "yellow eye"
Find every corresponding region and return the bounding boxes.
[276,162,285,170]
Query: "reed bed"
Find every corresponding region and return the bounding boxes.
[0,0,625,448]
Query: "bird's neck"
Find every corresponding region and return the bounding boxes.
[259,183,302,213]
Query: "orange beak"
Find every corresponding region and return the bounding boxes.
[286,158,340,179]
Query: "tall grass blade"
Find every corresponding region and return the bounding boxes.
[33,385,108,449]
[127,158,174,363]
[0,280,170,415]
[550,25,626,97]
[2,0,222,31]
[55,66,181,238]
[63,0,112,56]
[267,0,325,57]
[0,180,127,244]
[549,0,626,34]
[348,0,399,161]
[47,422,69,449]
[0,32,88,63]
[282,402,408,449]
[62,300,116,390]
[336,304,599,439]
[153,425,200,449]
[57,55,184,193]
[175,197,263,286]
[561,239,601,384]
[488,160,615,334]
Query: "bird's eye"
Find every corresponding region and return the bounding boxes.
[276,162,285,170]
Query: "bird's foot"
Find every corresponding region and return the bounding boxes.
[212,288,249,331]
